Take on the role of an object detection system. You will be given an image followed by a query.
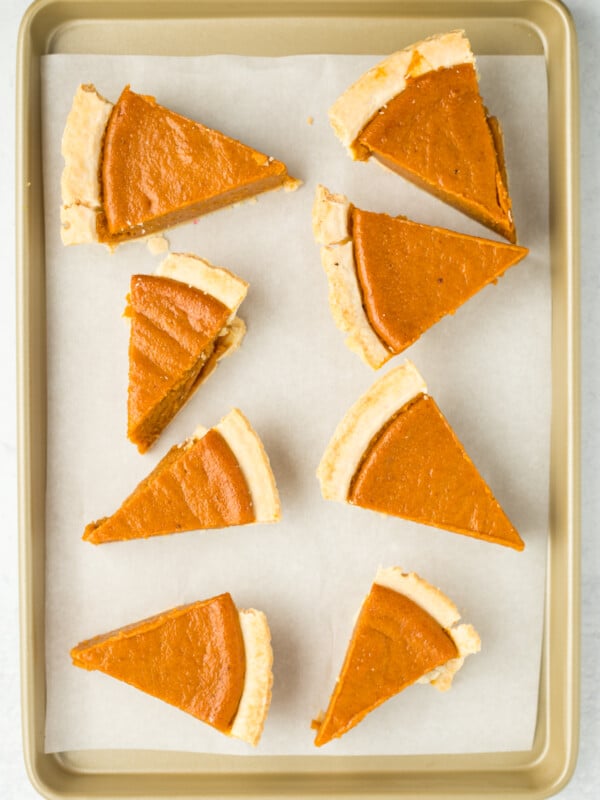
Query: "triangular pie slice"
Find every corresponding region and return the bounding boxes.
[60,84,300,246]
[317,361,524,550]
[84,408,280,544]
[329,31,516,242]
[127,252,249,453]
[313,567,480,746]
[313,186,529,369]
[71,592,273,746]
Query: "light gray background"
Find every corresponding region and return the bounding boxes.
[1,0,597,795]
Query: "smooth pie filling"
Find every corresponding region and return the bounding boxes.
[84,409,280,544]
[71,593,274,745]
[313,567,480,747]
[349,393,524,549]
[351,207,528,354]
[356,64,513,241]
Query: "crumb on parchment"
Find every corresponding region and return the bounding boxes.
[147,235,169,255]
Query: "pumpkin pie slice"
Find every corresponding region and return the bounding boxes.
[313,186,528,368]
[71,592,273,746]
[127,252,249,453]
[61,84,299,246]
[329,31,516,242]
[84,409,280,544]
[317,361,524,550]
[313,567,480,746]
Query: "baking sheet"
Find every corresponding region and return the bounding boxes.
[41,53,549,756]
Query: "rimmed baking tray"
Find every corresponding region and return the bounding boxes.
[16,0,580,797]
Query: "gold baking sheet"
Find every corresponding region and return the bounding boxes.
[16,1,580,797]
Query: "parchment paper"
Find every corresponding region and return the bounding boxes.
[41,53,550,755]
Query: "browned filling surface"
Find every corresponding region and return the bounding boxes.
[99,87,290,239]
[348,393,524,550]
[351,207,528,353]
[356,64,515,242]
[83,429,255,544]
[127,274,231,453]
[313,583,458,746]
[71,594,246,732]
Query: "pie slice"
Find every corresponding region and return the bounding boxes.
[127,252,248,453]
[329,31,516,242]
[84,408,280,544]
[317,361,524,550]
[71,592,273,745]
[313,186,528,368]
[313,567,480,746]
[61,84,300,246]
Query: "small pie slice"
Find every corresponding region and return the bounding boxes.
[84,408,280,544]
[317,361,524,550]
[329,31,516,242]
[61,84,300,246]
[313,567,480,746]
[71,592,273,746]
[127,252,248,453]
[313,186,528,368]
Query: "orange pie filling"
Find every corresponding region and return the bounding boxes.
[127,274,231,453]
[348,393,523,549]
[355,63,514,241]
[72,594,246,733]
[351,207,528,354]
[328,32,516,242]
[60,84,299,246]
[312,568,481,747]
[71,593,274,745]
[84,428,254,544]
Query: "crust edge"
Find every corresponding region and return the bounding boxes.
[215,409,281,523]
[329,30,474,153]
[374,567,481,691]
[156,252,249,315]
[60,84,113,245]
[317,361,426,502]
[313,186,391,370]
[230,608,273,746]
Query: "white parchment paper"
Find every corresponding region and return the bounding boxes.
[41,53,549,755]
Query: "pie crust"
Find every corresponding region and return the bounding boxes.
[60,84,113,245]
[329,30,474,154]
[155,252,248,317]
[230,609,274,746]
[373,567,481,691]
[127,253,248,451]
[317,360,426,502]
[60,83,299,247]
[313,185,391,369]
[214,409,281,523]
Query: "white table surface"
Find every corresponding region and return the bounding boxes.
[1,0,598,796]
